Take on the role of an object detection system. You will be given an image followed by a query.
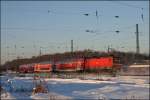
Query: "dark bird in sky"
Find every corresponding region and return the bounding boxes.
[48,10,50,13]
[96,10,98,17]
[141,8,144,22]
[115,30,120,34]
[14,45,16,49]
[115,16,119,18]
[85,30,96,33]
[141,14,144,21]
[84,14,89,16]
[96,10,99,23]
[85,30,90,32]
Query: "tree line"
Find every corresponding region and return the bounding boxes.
[1,49,149,72]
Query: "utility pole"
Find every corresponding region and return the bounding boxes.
[107,45,110,53]
[40,47,42,56]
[136,24,140,54]
[71,40,73,53]
[108,45,113,53]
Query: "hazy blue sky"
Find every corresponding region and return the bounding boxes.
[1,1,149,64]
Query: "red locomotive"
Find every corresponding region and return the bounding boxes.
[84,57,113,69]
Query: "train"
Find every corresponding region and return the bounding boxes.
[19,64,34,73]
[19,56,122,74]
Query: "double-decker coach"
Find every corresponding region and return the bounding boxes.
[34,64,52,72]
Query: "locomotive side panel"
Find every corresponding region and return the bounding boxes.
[85,57,113,70]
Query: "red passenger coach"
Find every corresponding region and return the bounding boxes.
[19,64,34,73]
[56,62,77,71]
[55,59,84,71]
[34,64,52,72]
[19,65,28,73]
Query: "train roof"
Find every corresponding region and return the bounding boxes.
[129,64,150,68]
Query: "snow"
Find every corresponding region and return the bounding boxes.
[45,78,117,84]
[72,83,149,99]
[1,91,16,100]
[30,92,72,100]
[1,74,149,100]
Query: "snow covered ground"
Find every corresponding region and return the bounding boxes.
[1,74,149,100]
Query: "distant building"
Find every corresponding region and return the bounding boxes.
[120,63,149,76]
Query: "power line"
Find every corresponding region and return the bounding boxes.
[86,22,148,36]
[86,24,135,35]
[111,1,148,10]
[48,9,121,19]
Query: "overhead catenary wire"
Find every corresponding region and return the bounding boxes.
[89,22,147,50]
[86,24,136,35]
[111,1,147,23]
[48,9,120,18]
[2,9,135,32]
[111,1,148,10]
[3,2,148,56]
[86,21,148,36]
[49,2,147,26]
